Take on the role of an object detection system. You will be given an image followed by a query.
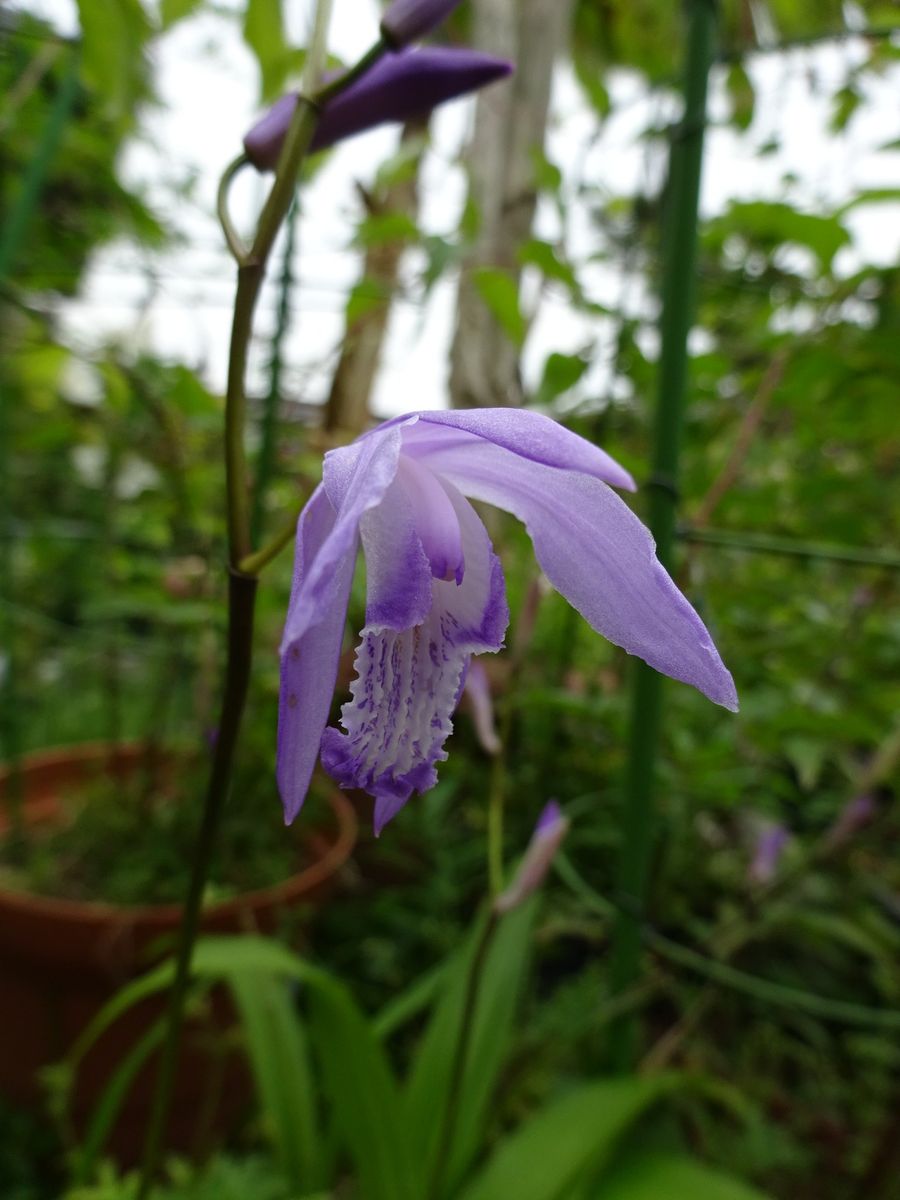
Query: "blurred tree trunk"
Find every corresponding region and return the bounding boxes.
[324,116,428,435]
[449,0,575,408]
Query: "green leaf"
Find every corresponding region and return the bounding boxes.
[346,278,390,326]
[472,268,527,347]
[373,958,447,1041]
[519,240,580,293]
[830,85,861,133]
[783,735,825,791]
[535,353,590,406]
[228,972,322,1192]
[405,902,538,1195]
[837,188,900,216]
[725,62,754,131]
[357,212,420,248]
[460,1076,680,1200]
[307,974,417,1200]
[159,0,204,28]
[593,1151,771,1200]
[243,0,290,101]
[76,0,151,124]
[710,201,851,271]
[73,1017,166,1185]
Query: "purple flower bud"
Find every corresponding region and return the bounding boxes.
[748,823,789,886]
[381,0,464,49]
[243,48,513,171]
[463,659,500,756]
[824,793,876,849]
[243,93,300,174]
[495,802,570,915]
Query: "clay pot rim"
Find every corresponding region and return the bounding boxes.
[0,741,358,927]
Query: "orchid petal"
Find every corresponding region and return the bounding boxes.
[359,474,433,630]
[422,440,738,710]
[397,455,465,582]
[283,425,402,645]
[321,484,508,833]
[397,408,636,491]
[277,485,355,823]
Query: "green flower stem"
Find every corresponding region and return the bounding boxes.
[136,570,257,1200]
[216,153,251,263]
[679,525,900,571]
[606,0,716,1072]
[137,15,400,1187]
[427,910,499,1200]
[223,101,319,562]
[239,496,307,576]
[138,91,321,1200]
[313,38,387,106]
[486,699,515,898]
[251,200,298,547]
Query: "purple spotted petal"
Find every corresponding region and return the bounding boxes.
[321,482,508,833]
[421,439,738,710]
[277,486,355,823]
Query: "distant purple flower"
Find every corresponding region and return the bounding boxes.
[495,801,570,914]
[748,823,789,885]
[244,48,512,171]
[277,410,737,834]
[381,0,464,48]
[824,793,876,849]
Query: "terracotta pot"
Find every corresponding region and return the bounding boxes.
[0,742,357,1163]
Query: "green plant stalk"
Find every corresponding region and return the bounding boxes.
[136,571,257,1199]
[251,201,298,546]
[679,525,900,571]
[0,43,80,849]
[137,94,322,1200]
[426,911,499,1200]
[557,852,900,1033]
[225,101,320,563]
[486,707,512,897]
[606,0,716,1072]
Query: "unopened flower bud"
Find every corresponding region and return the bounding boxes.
[463,660,500,756]
[747,823,789,886]
[381,0,463,49]
[243,48,513,171]
[495,802,570,914]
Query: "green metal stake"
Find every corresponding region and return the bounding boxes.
[606,0,716,1071]
[0,43,80,841]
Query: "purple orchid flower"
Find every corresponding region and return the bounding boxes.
[244,48,513,171]
[381,0,464,48]
[277,410,738,834]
